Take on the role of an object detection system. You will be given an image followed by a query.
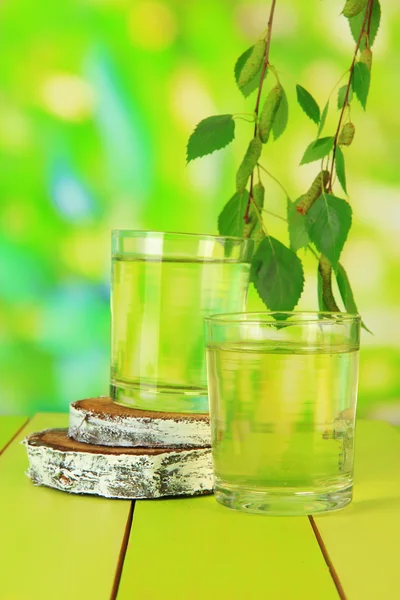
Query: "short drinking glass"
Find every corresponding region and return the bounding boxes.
[205,312,360,515]
[111,231,254,413]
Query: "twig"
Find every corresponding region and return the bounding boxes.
[254,0,278,123]
[244,0,278,222]
[328,0,374,190]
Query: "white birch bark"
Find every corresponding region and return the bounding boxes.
[69,397,211,448]
[24,428,214,499]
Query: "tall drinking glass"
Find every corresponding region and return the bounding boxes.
[205,312,360,515]
[111,231,254,413]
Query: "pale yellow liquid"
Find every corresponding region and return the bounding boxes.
[111,256,250,412]
[206,342,359,514]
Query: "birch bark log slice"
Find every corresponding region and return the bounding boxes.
[24,429,213,499]
[69,397,211,448]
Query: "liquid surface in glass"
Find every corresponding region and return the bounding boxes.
[206,340,359,514]
[111,256,250,412]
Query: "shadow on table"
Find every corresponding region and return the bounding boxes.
[317,494,400,518]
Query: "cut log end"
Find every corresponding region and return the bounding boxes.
[24,428,213,500]
[69,397,211,449]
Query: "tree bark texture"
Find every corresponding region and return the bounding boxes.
[24,428,213,499]
[69,397,211,448]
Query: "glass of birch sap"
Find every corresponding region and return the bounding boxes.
[205,312,361,515]
[110,231,254,413]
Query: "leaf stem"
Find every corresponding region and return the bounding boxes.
[234,116,257,123]
[244,0,278,222]
[250,196,269,236]
[257,162,292,201]
[307,244,319,260]
[233,112,257,121]
[273,68,297,85]
[262,208,287,222]
[269,64,281,85]
[328,0,374,191]
[328,69,351,103]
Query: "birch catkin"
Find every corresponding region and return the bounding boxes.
[236,137,263,193]
[296,170,330,215]
[238,40,266,88]
[259,85,282,143]
[339,122,355,146]
[253,182,265,212]
[360,48,373,70]
[319,255,341,312]
[244,183,265,238]
[343,0,367,18]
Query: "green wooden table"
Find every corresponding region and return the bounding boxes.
[1,415,399,600]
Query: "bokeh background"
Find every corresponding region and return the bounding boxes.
[1,0,399,419]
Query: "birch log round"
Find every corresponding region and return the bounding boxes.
[24,429,213,499]
[69,397,211,448]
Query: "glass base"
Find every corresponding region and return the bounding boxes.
[110,380,209,414]
[214,483,353,516]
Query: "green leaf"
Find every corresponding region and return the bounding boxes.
[335,263,372,333]
[349,0,381,51]
[187,115,235,162]
[251,236,304,311]
[287,197,310,252]
[317,268,328,311]
[335,146,347,195]
[305,194,352,267]
[300,137,335,165]
[335,263,357,313]
[317,101,329,137]
[337,85,353,109]
[352,62,370,110]
[218,191,249,237]
[272,85,289,140]
[234,46,267,98]
[296,85,320,125]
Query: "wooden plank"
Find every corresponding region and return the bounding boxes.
[314,420,400,600]
[118,496,339,600]
[0,416,29,453]
[0,414,132,600]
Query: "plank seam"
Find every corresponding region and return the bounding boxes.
[309,516,347,600]
[110,501,135,600]
[0,417,32,456]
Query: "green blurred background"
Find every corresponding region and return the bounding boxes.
[0,0,399,419]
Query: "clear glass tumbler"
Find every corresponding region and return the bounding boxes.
[205,312,361,515]
[110,231,254,413]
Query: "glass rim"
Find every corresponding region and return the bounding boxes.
[205,311,361,325]
[111,229,252,245]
